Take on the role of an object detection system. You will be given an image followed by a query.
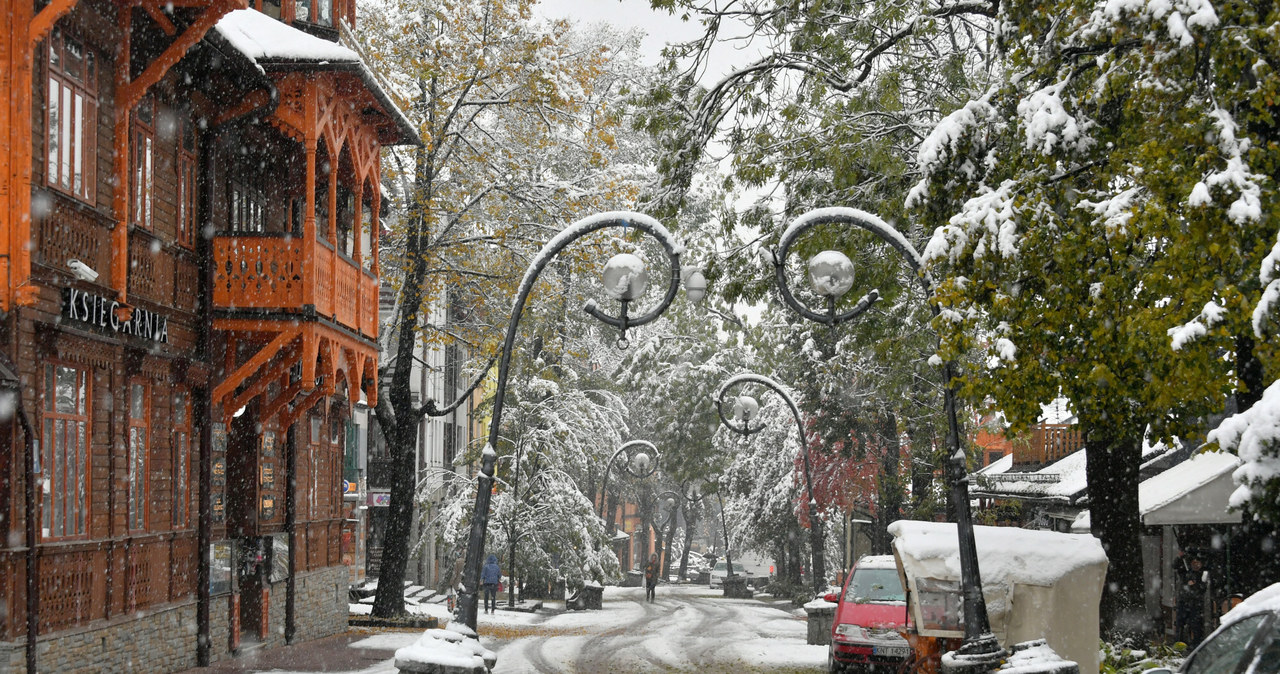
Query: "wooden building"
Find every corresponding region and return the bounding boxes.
[0,0,416,670]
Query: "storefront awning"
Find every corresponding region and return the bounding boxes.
[1072,451,1242,530]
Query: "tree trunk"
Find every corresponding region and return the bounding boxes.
[661,507,678,579]
[1236,333,1265,412]
[1083,419,1148,638]
[874,412,903,554]
[371,415,418,616]
[677,504,699,580]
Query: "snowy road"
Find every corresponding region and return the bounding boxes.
[478,585,827,673]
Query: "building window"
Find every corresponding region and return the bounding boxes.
[131,97,155,229]
[309,416,321,519]
[128,379,150,531]
[173,390,192,529]
[177,120,197,247]
[230,182,265,232]
[46,29,97,202]
[42,363,89,539]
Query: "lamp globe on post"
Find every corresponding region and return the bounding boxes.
[602,253,649,301]
[630,450,652,476]
[683,266,708,304]
[808,250,855,317]
[732,395,759,431]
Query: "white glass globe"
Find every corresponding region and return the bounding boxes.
[808,250,855,298]
[732,395,759,423]
[602,253,649,301]
[631,451,652,474]
[685,269,707,303]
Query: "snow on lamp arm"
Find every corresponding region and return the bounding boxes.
[714,372,824,595]
[769,207,1003,667]
[457,212,693,631]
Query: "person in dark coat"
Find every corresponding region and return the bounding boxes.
[644,553,660,603]
[1176,553,1207,647]
[481,554,502,614]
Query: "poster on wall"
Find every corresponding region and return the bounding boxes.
[260,494,275,521]
[270,533,290,583]
[263,431,276,458]
[211,541,233,595]
[212,493,226,523]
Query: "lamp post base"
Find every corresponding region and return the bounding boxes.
[940,633,1008,674]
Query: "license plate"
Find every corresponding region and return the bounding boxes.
[873,645,909,658]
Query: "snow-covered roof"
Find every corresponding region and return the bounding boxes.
[212,10,420,146]
[972,436,1168,502]
[1071,450,1243,530]
[890,520,1108,588]
[971,445,1088,501]
[216,10,360,63]
[855,554,898,570]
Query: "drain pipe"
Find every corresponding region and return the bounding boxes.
[0,345,37,673]
[195,67,279,665]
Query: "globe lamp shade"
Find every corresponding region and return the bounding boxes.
[732,395,760,424]
[808,250,855,298]
[602,253,649,301]
[685,269,708,303]
[631,451,652,474]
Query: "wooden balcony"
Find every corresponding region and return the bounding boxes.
[1012,423,1084,467]
[211,234,378,338]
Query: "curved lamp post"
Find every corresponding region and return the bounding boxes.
[715,373,824,594]
[769,207,1003,667]
[597,440,661,523]
[457,212,700,630]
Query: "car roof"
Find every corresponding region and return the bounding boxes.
[855,555,898,570]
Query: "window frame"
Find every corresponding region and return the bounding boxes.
[177,119,198,248]
[45,28,98,203]
[131,97,156,230]
[230,180,266,233]
[127,378,151,532]
[172,389,192,529]
[41,362,91,540]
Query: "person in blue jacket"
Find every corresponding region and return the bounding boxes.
[481,554,502,614]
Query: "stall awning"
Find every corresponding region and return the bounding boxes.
[1072,451,1242,530]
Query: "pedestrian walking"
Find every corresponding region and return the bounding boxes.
[644,553,660,602]
[1176,552,1207,648]
[482,554,502,614]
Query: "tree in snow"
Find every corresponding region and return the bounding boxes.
[355,0,651,617]
[614,300,750,577]
[907,0,1280,636]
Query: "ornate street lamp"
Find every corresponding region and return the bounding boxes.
[769,207,1004,669]
[598,439,661,524]
[715,373,824,595]
[456,212,701,630]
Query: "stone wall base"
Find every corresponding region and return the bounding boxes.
[0,565,349,672]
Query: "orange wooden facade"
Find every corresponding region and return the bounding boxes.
[1,0,413,666]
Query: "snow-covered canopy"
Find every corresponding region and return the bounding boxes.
[889,521,1107,672]
[1071,450,1243,530]
[216,9,360,63]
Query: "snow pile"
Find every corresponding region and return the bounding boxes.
[394,625,494,672]
[1221,582,1280,627]
[1208,380,1280,510]
[889,520,1107,587]
[216,10,360,64]
[996,640,1078,673]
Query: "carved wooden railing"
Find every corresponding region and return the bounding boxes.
[212,235,378,338]
[37,201,112,279]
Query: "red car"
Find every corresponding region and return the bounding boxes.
[826,555,912,673]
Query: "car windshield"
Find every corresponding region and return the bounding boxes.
[845,568,905,604]
[713,562,727,572]
[1184,613,1270,674]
